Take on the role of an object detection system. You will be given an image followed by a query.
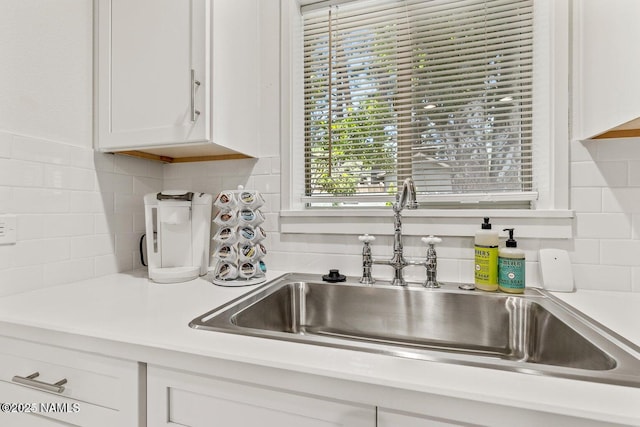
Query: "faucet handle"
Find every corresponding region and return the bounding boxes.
[359,234,375,285]
[421,235,442,246]
[359,234,376,243]
[422,236,441,288]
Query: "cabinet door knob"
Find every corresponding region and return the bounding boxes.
[12,372,68,393]
[191,69,201,122]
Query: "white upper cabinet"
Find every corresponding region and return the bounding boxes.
[572,0,640,140]
[94,0,260,161]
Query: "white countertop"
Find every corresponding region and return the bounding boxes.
[553,290,640,346]
[0,270,638,425]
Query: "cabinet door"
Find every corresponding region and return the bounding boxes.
[95,0,207,150]
[147,365,375,427]
[572,0,640,140]
[378,409,466,427]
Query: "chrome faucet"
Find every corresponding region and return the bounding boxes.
[359,178,443,286]
[373,177,418,286]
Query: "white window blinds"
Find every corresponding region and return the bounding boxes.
[302,0,535,206]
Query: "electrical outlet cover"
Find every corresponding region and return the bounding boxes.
[0,214,17,245]
[539,248,574,292]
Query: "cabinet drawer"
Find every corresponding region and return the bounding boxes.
[0,335,144,426]
[0,380,122,427]
[147,365,374,427]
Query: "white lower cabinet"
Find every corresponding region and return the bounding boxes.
[147,365,614,427]
[0,336,144,427]
[147,365,375,427]
[0,336,618,427]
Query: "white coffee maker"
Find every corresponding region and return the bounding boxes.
[143,191,213,283]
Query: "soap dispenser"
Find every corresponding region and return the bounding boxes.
[474,217,499,291]
[498,228,525,293]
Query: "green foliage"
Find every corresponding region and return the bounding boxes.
[307,98,395,196]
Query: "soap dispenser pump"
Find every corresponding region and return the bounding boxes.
[498,228,525,293]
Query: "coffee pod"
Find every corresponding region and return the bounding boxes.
[238,191,265,209]
[238,208,265,226]
[213,209,238,226]
[253,226,267,243]
[214,191,236,209]
[238,225,256,243]
[215,261,238,280]
[238,262,256,279]
[255,243,267,257]
[214,244,237,261]
[238,243,257,261]
[238,208,256,224]
[258,260,267,274]
[213,226,237,244]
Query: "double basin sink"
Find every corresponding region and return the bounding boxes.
[190,273,640,387]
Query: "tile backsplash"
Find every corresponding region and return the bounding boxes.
[3,134,640,294]
[570,138,640,292]
[0,132,162,296]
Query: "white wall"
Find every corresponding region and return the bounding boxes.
[0,1,91,146]
[0,0,162,296]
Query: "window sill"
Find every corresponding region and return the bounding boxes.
[280,209,574,239]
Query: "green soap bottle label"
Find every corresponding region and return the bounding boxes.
[474,245,498,285]
[498,257,525,289]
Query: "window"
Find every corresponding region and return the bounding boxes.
[281,0,571,238]
[302,0,537,208]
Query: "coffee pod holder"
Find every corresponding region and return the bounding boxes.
[210,186,267,287]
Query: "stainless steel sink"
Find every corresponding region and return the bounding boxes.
[190,273,640,387]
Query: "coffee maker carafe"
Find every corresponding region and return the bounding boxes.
[143,191,213,283]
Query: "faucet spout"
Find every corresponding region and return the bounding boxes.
[376,177,418,286]
[396,177,418,212]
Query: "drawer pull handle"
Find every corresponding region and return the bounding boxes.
[12,372,67,393]
[191,69,201,122]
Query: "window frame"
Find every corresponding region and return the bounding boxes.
[280,0,573,239]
